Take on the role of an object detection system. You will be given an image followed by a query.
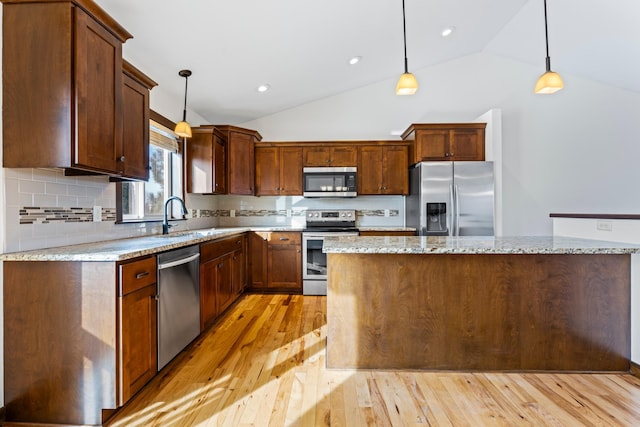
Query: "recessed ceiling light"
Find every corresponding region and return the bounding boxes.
[441,26,456,37]
[349,56,362,65]
[257,84,271,93]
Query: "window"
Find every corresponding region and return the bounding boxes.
[117,120,184,223]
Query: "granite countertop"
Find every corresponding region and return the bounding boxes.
[322,235,640,255]
[0,226,304,262]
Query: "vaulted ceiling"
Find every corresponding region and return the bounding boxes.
[95,0,640,124]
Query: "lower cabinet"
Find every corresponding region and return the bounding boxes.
[200,234,246,330]
[249,231,302,292]
[118,256,157,406]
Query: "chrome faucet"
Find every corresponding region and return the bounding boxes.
[163,196,188,234]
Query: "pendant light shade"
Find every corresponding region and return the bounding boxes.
[396,0,418,95]
[534,0,563,94]
[175,69,193,138]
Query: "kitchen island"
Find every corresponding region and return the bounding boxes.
[324,236,640,372]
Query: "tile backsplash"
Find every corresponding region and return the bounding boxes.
[3,168,406,252]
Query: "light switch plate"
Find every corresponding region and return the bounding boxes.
[93,206,102,222]
[596,220,612,231]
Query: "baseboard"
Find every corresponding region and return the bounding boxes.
[631,361,640,378]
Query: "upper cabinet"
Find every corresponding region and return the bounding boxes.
[402,123,486,164]
[121,61,157,181]
[255,146,303,196]
[216,126,262,195]
[357,143,409,195]
[303,145,357,167]
[186,126,227,194]
[2,0,138,176]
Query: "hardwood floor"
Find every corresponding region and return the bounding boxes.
[107,294,640,426]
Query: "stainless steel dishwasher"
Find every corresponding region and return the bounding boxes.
[157,245,200,370]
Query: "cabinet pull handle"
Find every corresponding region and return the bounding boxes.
[119,156,126,162]
[279,237,289,241]
[218,263,224,268]
[236,240,241,244]
[135,271,150,279]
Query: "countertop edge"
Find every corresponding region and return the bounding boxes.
[550,213,640,220]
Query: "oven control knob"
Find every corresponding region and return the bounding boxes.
[347,212,352,217]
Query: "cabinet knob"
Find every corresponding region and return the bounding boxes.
[445,153,449,157]
[450,153,454,156]
[217,263,224,268]
[119,156,126,162]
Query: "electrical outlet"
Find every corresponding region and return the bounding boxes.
[596,220,612,232]
[230,209,235,217]
[384,209,390,217]
[93,206,102,222]
[287,209,292,217]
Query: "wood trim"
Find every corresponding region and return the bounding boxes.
[150,110,176,130]
[255,140,409,148]
[401,122,487,140]
[123,60,158,89]
[631,361,640,378]
[1,0,133,42]
[550,213,640,220]
[213,124,263,141]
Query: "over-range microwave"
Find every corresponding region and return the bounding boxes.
[303,167,357,197]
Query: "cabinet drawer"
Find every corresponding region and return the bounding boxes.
[201,235,244,262]
[268,232,301,245]
[119,256,157,296]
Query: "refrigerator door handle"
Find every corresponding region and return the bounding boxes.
[454,183,460,236]
[449,183,455,236]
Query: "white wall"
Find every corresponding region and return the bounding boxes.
[243,52,640,236]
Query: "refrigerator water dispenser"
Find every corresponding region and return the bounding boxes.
[426,202,447,234]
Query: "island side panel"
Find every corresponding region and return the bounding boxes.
[4,261,117,425]
[327,253,630,371]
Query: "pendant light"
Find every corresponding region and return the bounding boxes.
[534,0,563,94]
[174,69,193,138]
[395,0,418,95]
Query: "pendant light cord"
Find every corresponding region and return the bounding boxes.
[543,0,551,71]
[402,0,408,73]
[182,75,189,122]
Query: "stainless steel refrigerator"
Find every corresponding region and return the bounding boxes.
[406,161,495,236]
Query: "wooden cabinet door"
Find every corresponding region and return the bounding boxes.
[450,129,485,161]
[303,147,331,166]
[231,249,244,296]
[215,254,234,315]
[357,146,384,194]
[331,146,357,166]
[200,260,218,330]
[121,72,150,180]
[279,147,303,195]
[74,9,122,173]
[255,147,280,195]
[213,132,227,194]
[228,131,255,195]
[249,232,268,289]
[416,130,449,161]
[267,244,302,289]
[120,283,157,405]
[186,130,214,193]
[382,146,409,195]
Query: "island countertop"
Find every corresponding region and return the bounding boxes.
[322,235,640,255]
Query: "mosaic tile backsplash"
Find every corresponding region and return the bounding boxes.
[19,207,117,224]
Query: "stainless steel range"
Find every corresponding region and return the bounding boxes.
[302,209,359,295]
